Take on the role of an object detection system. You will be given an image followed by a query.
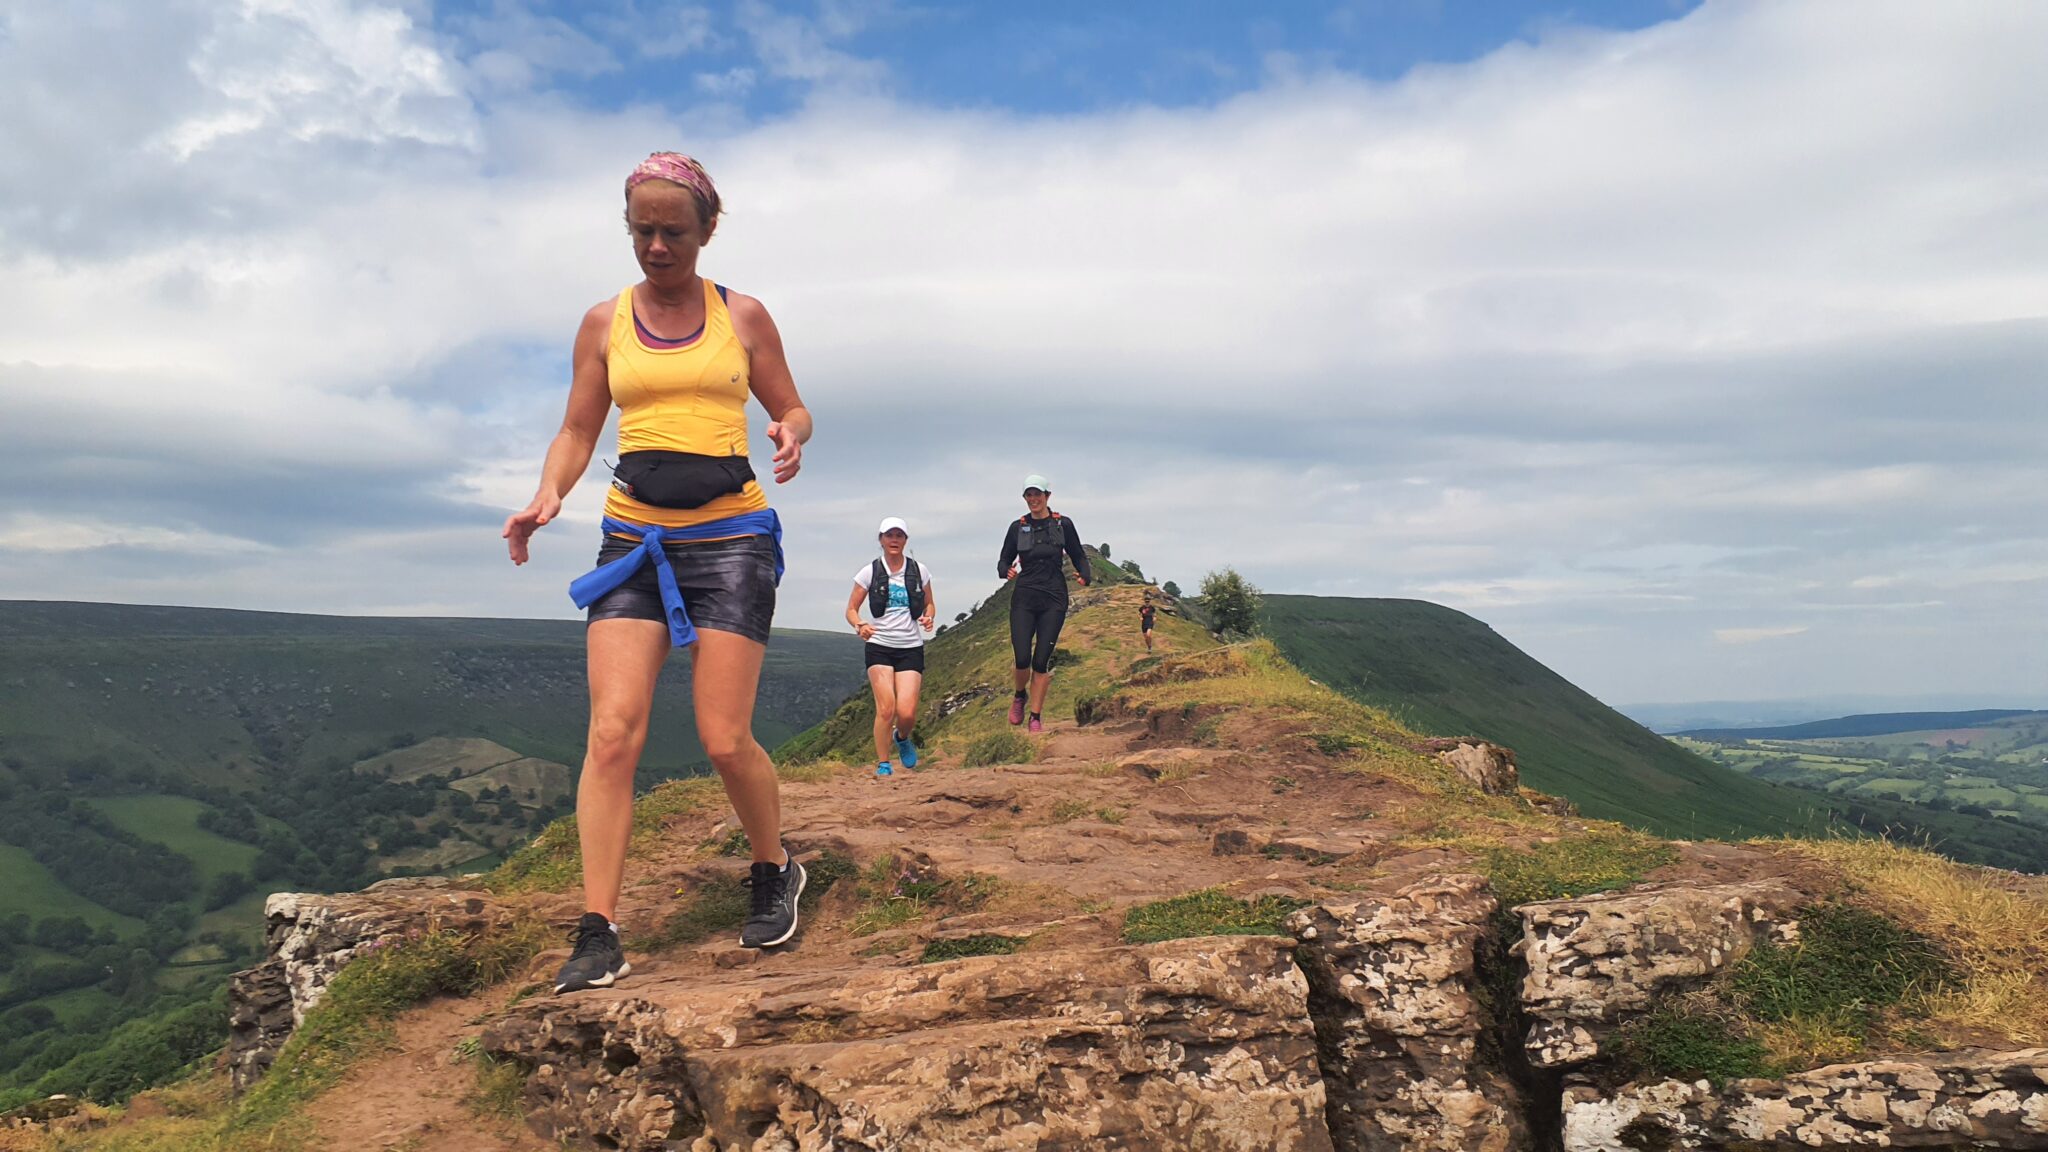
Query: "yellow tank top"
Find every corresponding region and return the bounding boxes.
[603,279,769,530]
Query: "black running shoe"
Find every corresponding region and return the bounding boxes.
[740,855,807,948]
[554,912,630,994]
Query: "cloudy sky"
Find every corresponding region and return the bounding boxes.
[1,0,2043,706]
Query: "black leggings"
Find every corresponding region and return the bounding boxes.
[1010,594,1067,674]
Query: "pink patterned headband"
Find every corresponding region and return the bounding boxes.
[625,152,722,223]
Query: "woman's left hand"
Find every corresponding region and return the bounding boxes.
[765,421,803,483]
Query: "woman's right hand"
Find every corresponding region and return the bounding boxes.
[503,491,561,565]
[856,622,877,641]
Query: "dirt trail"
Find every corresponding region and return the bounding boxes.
[301,983,552,1152]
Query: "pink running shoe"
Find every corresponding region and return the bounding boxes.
[1008,694,1026,725]
[1028,715,1044,734]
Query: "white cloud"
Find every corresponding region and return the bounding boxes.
[165,0,477,157]
[1714,625,1809,645]
[1,0,2045,703]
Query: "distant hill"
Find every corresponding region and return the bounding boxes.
[1255,595,2048,869]
[1678,709,2044,742]
[1255,595,1823,839]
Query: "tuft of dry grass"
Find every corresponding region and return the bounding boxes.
[776,758,839,784]
[1773,837,2048,1047]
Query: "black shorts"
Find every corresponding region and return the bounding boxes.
[1141,618,1155,632]
[584,533,777,644]
[864,643,926,673]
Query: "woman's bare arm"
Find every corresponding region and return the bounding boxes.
[503,300,614,564]
[731,291,810,483]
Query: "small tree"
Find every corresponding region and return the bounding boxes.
[1198,568,1262,636]
[1123,560,1145,581]
[954,612,967,624]
[1162,580,1181,599]
[1098,542,1112,559]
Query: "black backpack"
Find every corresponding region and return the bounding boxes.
[1013,511,1066,560]
[868,558,926,619]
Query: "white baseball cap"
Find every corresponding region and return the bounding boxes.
[1022,474,1051,494]
[877,516,909,535]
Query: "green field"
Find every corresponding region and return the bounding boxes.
[86,795,261,891]
[0,843,140,933]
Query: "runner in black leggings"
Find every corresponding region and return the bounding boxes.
[998,474,1091,733]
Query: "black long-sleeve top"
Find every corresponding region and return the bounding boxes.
[997,512,1091,602]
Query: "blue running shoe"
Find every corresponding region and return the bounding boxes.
[876,761,893,777]
[894,734,919,769]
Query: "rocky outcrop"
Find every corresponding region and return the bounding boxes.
[482,936,1330,1152]
[225,878,505,1089]
[1562,1049,2048,1150]
[1514,880,1801,1067]
[1289,874,1528,1152]
[1421,739,1522,796]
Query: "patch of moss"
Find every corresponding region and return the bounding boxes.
[1481,832,1678,908]
[1311,733,1361,757]
[963,731,1037,767]
[1731,903,1951,1027]
[847,857,999,937]
[1121,888,1308,944]
[1606,1006,1778,1086]
[462,1048,526,1122]
[918,934,1027,963]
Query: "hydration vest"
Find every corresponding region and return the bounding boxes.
[1013,512,1066,562]
[868,557,926,620]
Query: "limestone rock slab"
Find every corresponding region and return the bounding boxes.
[1563,1049,2048,1149]
[1290,874,1528,1151]
[483,935,1331,1152]
[225,879,505,1089]
[1515,880,1800,1067]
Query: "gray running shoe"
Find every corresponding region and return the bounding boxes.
[554,912,630,994]
[740,855,807,948]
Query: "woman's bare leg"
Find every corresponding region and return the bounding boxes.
[579,618,670,920]
[1028,670,1054,717]
[691,628,787,866]
[867,664,899,762]
[893,670,923,738]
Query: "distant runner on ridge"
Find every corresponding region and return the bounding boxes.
[998,474,1090,733]
[1140,592,1157,652]
[846,517,936,778]
[502,150,814,994]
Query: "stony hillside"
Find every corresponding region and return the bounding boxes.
[16,587,2048,1151]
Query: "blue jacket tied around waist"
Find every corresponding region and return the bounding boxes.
[569,512,785,647]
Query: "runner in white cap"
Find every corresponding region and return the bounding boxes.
[846,517,936,777]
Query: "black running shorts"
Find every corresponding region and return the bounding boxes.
[864,643,926,673]
[584,533,777,644]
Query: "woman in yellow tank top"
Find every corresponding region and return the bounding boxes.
[502,152,814,992]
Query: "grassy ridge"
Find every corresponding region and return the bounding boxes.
[1257,596,2048,869]
[1257,594,1824,839]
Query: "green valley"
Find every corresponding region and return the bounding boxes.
[1676,710,2048,820]
[0,600,862,1110]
